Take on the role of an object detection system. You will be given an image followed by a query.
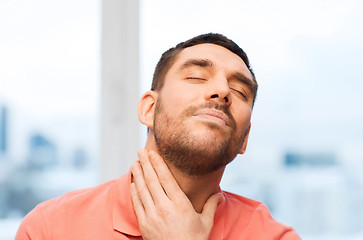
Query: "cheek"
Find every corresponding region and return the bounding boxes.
[233,109,251,130]
[160,86,200,114]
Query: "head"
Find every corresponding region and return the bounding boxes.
[151,33,258,106]
[139,33,257,176]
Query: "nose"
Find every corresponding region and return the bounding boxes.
[206,78,231,106]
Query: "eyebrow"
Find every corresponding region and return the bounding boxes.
[178,58,214,71]
[230,72,255,91]
[178,58,256,93]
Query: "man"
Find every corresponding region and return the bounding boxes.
[16,33,300,239]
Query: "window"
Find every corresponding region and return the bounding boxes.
[2,0,362,239]
[0,0,100,238]
[140,0,363,239]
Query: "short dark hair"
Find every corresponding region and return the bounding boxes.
[151,33,258,105]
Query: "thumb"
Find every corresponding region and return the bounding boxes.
[201,193,223,224]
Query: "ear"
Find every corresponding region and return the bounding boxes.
[138,91,158,129]
[238,123,251,154]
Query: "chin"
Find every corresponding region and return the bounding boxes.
[189,127,231,144]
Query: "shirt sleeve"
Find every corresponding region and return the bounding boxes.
[15,206,49,240]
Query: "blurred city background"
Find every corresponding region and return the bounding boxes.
[1,0,363,239]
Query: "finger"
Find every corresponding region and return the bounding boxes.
[201,193,223,226]
[130,182,146,223]
[138,149,169,204]
[148,151,187,201]
[131,161,155,212]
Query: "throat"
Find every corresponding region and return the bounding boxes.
[166,162,225,213]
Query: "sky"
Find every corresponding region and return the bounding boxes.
[1,0,362,163]
[140,0,363,167]
[0,0,100,119]
[0,0,362,161]
[1,0,363,237]
[0,0,100,162]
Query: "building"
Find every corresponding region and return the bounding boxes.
[28,133,57,169]
[0,106,7,156]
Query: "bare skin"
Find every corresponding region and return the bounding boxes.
[132,43,254,239]
[143,135,225,213]
[130,149,223,240]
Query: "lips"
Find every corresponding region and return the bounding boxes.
[192,109,230,126]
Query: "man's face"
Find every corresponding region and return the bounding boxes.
[153,43,254,176]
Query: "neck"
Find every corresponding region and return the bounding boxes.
[167,164,225,213]
[145,134,225,213]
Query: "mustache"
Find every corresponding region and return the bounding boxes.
[183,102,236,128]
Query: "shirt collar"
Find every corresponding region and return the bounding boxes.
[112,170,141,236]
[111,169,226,238]
[209,187,226,239]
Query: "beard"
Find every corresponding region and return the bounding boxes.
[153,97,249,176]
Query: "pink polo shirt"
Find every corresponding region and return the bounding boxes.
[16,170,300,239]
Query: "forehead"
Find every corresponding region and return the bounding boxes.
[170,43,253,78]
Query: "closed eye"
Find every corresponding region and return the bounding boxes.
[231,88,247,100]
[185,77,207,82]
[185,77,206,80]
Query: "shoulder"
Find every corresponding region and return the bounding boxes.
[220,191,301,239]
[221,190,265,218]
[37,177,117,216]
[15,178,119,239]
